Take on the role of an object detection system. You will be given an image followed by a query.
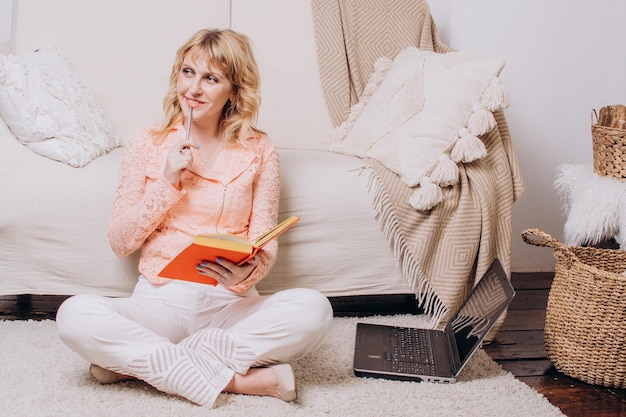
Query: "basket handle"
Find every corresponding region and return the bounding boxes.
[521,228,568,251]
[591,108,598,125]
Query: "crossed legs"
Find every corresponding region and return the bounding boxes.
[56,278,332,407]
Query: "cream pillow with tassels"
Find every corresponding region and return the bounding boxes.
[324,46,508,210]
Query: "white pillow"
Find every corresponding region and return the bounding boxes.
[0,45,121,167]
[325,46,508,210]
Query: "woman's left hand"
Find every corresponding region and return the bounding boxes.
[197,256,260,291]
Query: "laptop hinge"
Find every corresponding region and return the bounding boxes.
[444,323,462,374]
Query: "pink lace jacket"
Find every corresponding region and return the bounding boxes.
[107,124,281,293]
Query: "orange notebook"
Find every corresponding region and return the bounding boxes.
[157,215,300,285]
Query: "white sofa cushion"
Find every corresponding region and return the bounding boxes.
[0,45,121,167]
[258,149,409,296]
[0,117,408,297]
[0,118,139,296]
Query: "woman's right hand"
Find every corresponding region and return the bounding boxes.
[164,141,198,188]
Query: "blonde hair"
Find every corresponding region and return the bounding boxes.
[153,29,263,145]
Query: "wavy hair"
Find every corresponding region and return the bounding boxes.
[152,29,263,145]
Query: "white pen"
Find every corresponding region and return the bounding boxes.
[185,106,193,142]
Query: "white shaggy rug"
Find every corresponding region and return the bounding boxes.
[0,316,564,417]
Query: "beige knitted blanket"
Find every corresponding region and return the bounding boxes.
[311,0,524,325]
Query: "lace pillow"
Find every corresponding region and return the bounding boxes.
[0,45,121,167]
[325,46,508,210]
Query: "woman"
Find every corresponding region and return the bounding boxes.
[56,28,333,407]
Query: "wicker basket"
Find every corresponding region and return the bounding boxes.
[592,109,626,181]
[521,228,626,388]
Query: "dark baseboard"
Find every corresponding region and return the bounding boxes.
[327,294,423,317]
[1,293,424,320]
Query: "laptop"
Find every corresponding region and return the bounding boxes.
[353,258,515,383]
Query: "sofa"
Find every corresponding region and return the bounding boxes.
[0,0,523,323]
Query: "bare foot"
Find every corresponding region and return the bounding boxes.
[223,367,281,398]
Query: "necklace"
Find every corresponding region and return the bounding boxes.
[196,140,223,170]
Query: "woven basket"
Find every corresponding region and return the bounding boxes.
[591,109,626,181]
[521,228,626,388]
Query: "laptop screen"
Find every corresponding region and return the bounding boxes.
[450,259,515,366]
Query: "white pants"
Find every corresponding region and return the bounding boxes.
[56,277,333,406]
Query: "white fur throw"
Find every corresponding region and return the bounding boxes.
[0,45,121,167]
[554,164,626,248]
[324,46,508,210]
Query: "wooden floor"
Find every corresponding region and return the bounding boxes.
[483,272,626,417]
[1,272,625,416]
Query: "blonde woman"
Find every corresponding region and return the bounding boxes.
[56,28,333,407]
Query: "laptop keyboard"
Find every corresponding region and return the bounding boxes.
[384,327,436,375]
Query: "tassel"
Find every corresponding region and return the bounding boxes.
[363,57,393,96]
[325,57,391,147]
[430,154,459,186]
[479,77,510,111]
[408,176,443,211]
[467,103,496,136]
[451,128,487,163]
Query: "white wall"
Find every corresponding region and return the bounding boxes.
[2,0,624,272]
[427,0,453,45]
[0,0,14,53]
[448,0,626,271]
